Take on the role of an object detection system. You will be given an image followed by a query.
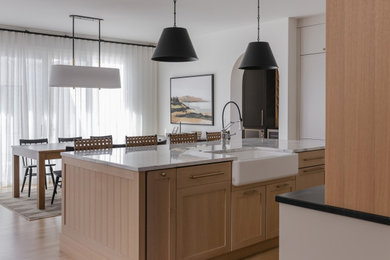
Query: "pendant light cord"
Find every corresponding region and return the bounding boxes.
[173,0,177,27]
[99,20,101,67]
[72,16,75,65]
[257,0,260,42]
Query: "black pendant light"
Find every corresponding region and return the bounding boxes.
[152,0,198,62]
[239,0,278,70]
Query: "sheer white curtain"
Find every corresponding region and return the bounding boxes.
[0,31,157,187]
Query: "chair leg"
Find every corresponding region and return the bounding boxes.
[21,168,29,193]
[49,166,55,186]
[28,168,33,198]
[51,176,60,205]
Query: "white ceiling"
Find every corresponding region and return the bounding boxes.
[0,0,325,44]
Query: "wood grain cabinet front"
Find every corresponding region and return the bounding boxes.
[298,149,325,168]
[266,180,295,239]
[231,186,266,251]
[147,169,177,260]
[296,165,325,191]
[176,162,232,260]
[176,181,231,260]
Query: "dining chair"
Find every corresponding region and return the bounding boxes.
[206,131,222,141]
[74,137,113,151]
[126,135,158,147]
[58,136,82,143]
[19,138,56,197]
[169,133,197,144]
[90,135,112,141]
[50,137,81,204]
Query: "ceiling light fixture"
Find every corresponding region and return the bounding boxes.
[151,0,198,62]
[50,15,121,89]
[239,0,278,70]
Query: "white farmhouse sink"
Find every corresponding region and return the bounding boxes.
[213,149,298,186]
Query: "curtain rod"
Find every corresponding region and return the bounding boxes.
[0,27,156,48]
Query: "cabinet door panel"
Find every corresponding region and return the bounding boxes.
[266,181,295,239]
[147,169,177,260]
[300,23,326,55]
[296,165,325,190]
[231,186,266,250]
[300,53,326,140]
[177,182,231,260]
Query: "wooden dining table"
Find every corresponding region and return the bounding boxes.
[12,143,72,209]
[11,137,168,210]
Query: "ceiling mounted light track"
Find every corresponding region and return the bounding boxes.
[152,0,198,62]
[50,15,121,89]
[239,0,278,70]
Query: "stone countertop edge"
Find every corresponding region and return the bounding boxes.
[61,152,236,172]
[276,186,390,226]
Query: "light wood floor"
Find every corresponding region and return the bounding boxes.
[0,204,278,260]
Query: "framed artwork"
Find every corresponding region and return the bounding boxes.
[170,74,214,125]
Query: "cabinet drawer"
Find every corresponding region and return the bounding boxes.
[298,150,325,168]
[296,165,325,190]
[177,162,231,189]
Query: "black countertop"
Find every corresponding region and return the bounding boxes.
[276,185,390,226]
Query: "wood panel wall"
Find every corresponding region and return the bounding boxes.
[60,157,145,260]
[326,0,390,216]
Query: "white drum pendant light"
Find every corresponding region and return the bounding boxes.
[50,15,121,89]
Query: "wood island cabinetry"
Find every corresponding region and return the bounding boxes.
[231,186,266,250]
[147,162,231,260]
[61,149,325,260]
[265,180,295,239]
[296,150,325,191]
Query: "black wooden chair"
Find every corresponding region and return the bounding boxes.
[20,138,56,197]
[51,137,81,204]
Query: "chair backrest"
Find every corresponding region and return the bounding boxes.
[126,135,158,147]
[58,137,82,143]
[90,135,112,140]
[20,138,48,145]
[74,138,113,151]
[169,133,197,144]
[206,132,222,141]
[19,138,49,166]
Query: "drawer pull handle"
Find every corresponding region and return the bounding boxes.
[160,172,167,177]
[244,190,257,196]
[191,171,225,179]
[276,183,289,189]
[303,157,324,161]
[302,167,325,174]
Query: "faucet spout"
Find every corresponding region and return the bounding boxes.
[221,101,243,148]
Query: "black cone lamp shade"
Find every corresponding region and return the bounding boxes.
[239,41,278,70]
[152,27,198,62]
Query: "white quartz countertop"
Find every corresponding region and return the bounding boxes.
[62,145,236,172]
[61,138,325,172]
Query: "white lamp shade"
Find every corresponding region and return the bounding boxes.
[49,65,121,89]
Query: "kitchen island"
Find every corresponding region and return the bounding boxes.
[60,139,325,260]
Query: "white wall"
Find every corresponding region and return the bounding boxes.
[157,18,298,140]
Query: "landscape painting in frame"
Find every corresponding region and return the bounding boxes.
[170,74,214,125]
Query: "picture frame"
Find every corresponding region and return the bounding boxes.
[170,74,214,126]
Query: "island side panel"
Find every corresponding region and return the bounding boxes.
[60,156,146,260]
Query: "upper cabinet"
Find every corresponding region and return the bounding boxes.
[298,17,326,140]
[300,24,326,55]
